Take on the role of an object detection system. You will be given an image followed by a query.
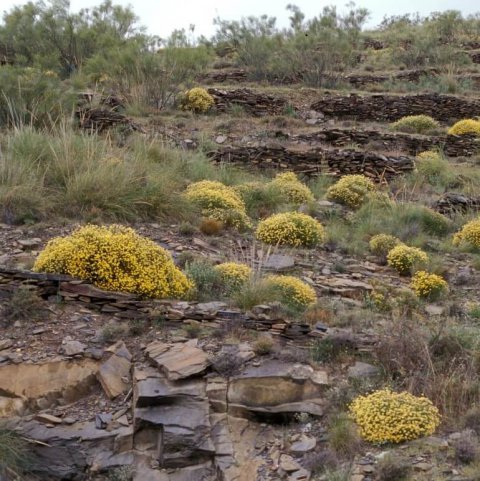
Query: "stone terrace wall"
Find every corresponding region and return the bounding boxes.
[293,128,480,157]
[0,268,311,339]
[200,68,478,89]
[210,144,414,179]
[208,88,288,116]
[311,93,480,122]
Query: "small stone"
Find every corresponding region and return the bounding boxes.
[32,327,47,335]
[289,434,316,454]
[425,304,445,316]
[348,362,380,379]
[279,454,301,473]
[35,413,63,425]
[288,468,310,481]
[63,417,77,425]
[95,412,113,429]
[18,238,42,249]
[414,463,432,472]
[215,134,227,144]
[0,339,13,350]
[350,476,364,481]
[62,340,86,356]
[85,348,104,360]
[264,254,295,272]
[36,397,52,410]
[421,436,449,448]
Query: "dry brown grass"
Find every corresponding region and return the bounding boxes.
[375,317,480,426]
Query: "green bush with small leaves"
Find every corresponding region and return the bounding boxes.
[391,115,440,134]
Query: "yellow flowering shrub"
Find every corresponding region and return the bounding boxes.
[268,172,315,204]
[255,212,325,247]
[387,245,428,275]
[349,389,441,444]
[453,218,480,250]
[265,275,317,310]
[181,87,214,113]
[447,119,480,136]
[391,115,440,134]
[410,271,448,299]
[215,262,252,292]
[369,234,402,258]
[416,150,442,162]
[33,225,192,298]
[326,175,376,209]
[184,180,251,229]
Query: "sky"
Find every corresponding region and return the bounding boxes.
[1,0,479,39]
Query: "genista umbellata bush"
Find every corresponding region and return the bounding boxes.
[33,225,192,298]
[268,172,315,204]
[410,271,448,299]
[256,212,325,247]
[387,245,428,275]
[447,119,480,136]
[215,262,252,292]
[180,87,214,113]
[369,234,402,258]
[184,180,251,229]
[349,389,441,444]
[326,175,376,209]
[453,218,480,250]
[266,275,317,310]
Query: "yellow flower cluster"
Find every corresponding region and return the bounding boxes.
[447,119,480,136]
[349,389,441,444]
[268,172,314,204]
[453,218,480,250]
[255,212,325,247]
[387,244,428,275]
[33,225,193,298]
[265,275,317,310]
[181,87,214,113]
[369,234,401,258]
[215,262,252,292]
[416,150,441,161]
[410,271,448,299]
[391,115,440,134]
[184,180,251,229]
[326,175,376,209]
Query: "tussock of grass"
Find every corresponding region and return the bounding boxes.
[0,125,270,224]
[326,197,455,255]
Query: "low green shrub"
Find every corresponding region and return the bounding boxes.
[391,115,440,134]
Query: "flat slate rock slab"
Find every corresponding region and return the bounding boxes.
[145,339,209,381]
